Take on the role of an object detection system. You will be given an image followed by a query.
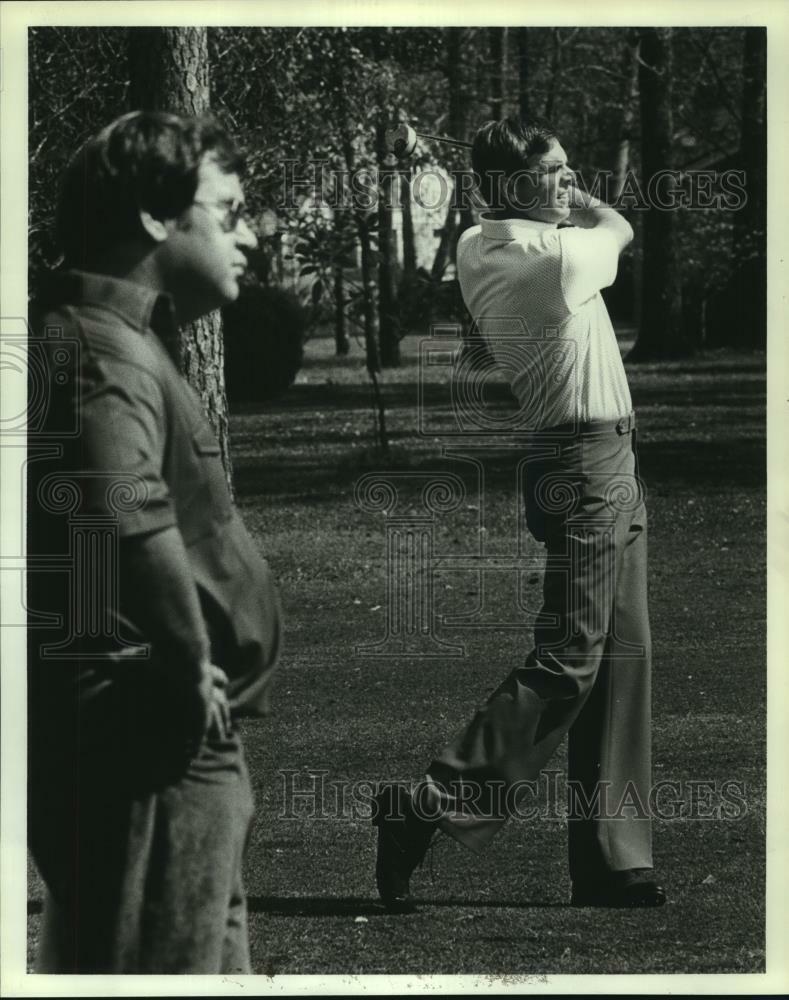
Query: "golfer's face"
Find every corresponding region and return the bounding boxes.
[517,139,575,224]
[165,154,258,319]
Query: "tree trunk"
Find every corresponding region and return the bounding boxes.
[736,27,766,349]
[738,28,766,234]
[629,27,687,361]
[330,36,389,452]
[544,28,563,122]
[128,27,209,113]
[449,29,475,243]
[358,211,389,454]
[488,28,506,121]
[705,27,766,351]
[357,216,381,376]
[611,31,640,202]
[397,166,419,335]
[337,111,388,453]
[606,31,640,327]
[631,211,644,338]
[431,219,456,281]
[376,113,400,367]
[400,169,417,278]
[517,28,531,120]
[127,26,234,488]
[334,265,349,356]
[431,26,473,281]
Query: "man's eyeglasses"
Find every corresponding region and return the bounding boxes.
[192,199,252,234]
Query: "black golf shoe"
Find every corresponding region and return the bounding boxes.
[571,868,667,908]
[372,782,437,914]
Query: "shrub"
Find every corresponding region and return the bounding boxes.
[222,284,307,404]
[397,269,469,334]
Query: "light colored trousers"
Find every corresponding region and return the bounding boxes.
[426,417,653,880]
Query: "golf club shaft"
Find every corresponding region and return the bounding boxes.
[415,131,472,150]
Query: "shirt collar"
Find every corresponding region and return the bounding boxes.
[479,214,558,240]
[42,269,178,341]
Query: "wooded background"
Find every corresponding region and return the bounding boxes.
[28,26,766,461]
[21,27,770,977]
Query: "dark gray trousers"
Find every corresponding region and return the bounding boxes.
[33,731,254,973]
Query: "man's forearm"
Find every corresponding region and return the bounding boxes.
[121,525,210,665]
[120,525,214,731]
[568,186,634,249]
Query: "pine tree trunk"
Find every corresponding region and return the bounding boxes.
[738,28,766,235]
[397,166,420,337]
[358,216,381,376]
[706,27,766,351]
[629,27,687,360]
[376,113,400,368]
[358,211,389,454]
[736,27,766,349]
[127,26,234,490]
[488,28,506,121]
[611,31,640,202]
[517,28,530,119]
[431,219,456,281]
[607,31,640,327]
[337,109,388,452]
[431,26,473,282]
[544,28,563,122]
[400,169,417,278]
[331,43,388,453]
[449,29,475,245]
[334,265,349,356]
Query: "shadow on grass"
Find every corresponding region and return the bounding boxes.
[234,434,765,503]
[230,348,765,505]
[246,895,564,916]
[231,375,765,418]
[28,889,568,918]
[28,892,566,919]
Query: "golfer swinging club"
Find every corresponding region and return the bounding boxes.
[373,115,665,911]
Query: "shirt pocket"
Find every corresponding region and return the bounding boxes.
[176,423,234,543]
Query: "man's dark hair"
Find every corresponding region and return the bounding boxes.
[472,115,557,207]
[55,110,245,269]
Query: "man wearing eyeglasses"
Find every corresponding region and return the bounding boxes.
[27,111,281,973]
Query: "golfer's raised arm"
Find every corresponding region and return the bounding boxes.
[568,185,634,253]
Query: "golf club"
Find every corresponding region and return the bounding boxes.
[385,123,472,159]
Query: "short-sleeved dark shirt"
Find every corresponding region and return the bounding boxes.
[27,270,282,727]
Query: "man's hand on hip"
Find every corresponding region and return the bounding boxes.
[204,662,232,741]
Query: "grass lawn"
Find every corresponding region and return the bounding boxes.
[27,328,766,976]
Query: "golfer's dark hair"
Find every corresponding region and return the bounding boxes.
[55,110,245,269]
[472,115,557,207]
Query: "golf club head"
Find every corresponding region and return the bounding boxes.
[385,123,418,159]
